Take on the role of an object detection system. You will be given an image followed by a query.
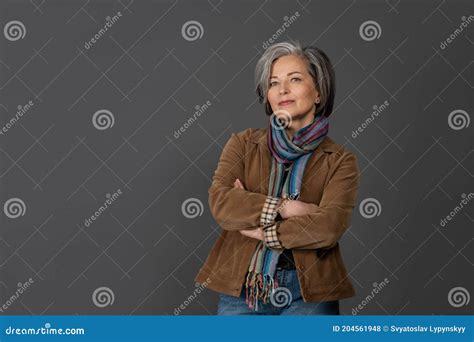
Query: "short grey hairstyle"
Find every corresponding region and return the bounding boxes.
[255,41,335,117]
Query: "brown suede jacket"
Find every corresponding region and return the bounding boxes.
[195,127,361,303]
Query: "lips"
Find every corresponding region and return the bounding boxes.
[279,100,294,106]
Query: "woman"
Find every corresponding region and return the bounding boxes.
[194,41,361,315]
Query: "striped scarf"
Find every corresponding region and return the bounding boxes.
[244,111,329,311]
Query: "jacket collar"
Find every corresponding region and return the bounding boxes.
[248,128,340,189]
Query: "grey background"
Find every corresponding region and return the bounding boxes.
[0,0,472,315]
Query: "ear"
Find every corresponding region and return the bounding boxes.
[314,88,321,103]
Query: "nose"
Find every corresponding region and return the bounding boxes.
[279,81,289,95]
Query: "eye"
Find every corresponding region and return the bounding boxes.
[269,81,278,87]
[291,77,301,82]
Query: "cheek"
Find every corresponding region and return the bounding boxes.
[267,89,278,104]
[295,85,316,103]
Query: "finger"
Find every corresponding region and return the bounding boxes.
[237,179,245,189]
[239,230,252,238]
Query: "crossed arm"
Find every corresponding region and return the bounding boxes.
[235,178,316,242]
[208,132,361,250]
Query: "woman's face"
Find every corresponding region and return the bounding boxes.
[267,55,320,122]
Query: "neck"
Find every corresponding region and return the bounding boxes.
[285,114,315,140]
[284,104,319,140]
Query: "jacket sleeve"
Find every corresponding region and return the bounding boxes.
[208,132,282,231]
[266,151,361,250]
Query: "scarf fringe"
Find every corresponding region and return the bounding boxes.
[245,271,279,311]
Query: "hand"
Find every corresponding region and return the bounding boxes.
[278,199,318,219]
[239,227,264,241]
[233,178,245,190]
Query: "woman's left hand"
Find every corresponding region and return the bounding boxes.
[239,227,264,241]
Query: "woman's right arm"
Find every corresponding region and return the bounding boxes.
[208,132,281,231]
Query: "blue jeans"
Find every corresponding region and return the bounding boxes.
[217,268,340,315]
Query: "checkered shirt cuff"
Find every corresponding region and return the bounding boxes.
[263,224,284,249]
[260,196,281,227]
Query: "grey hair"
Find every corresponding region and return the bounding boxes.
[255,41,335,117]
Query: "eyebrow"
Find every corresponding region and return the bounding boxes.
[270,71,302,79]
